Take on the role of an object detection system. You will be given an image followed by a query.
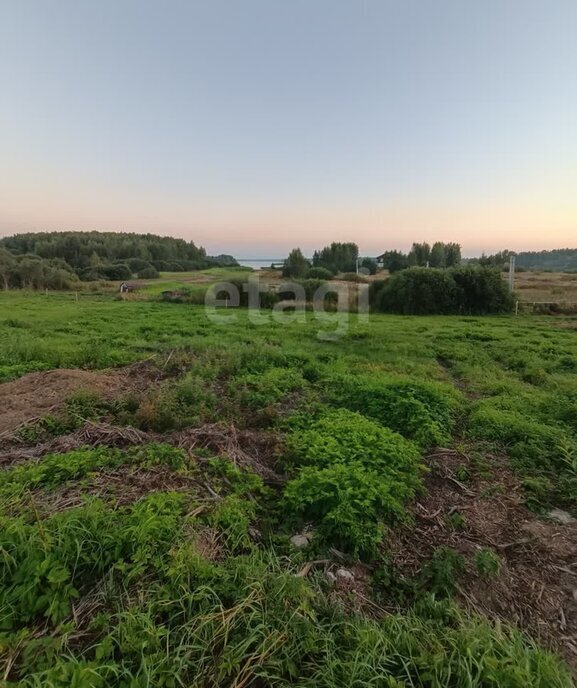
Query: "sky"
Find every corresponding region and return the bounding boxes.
[0,0,576,258]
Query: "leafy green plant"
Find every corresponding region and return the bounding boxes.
[420,546,466,596]
[283,409,423,556]
[447,511,466,530]
[475,548,502,579]
[285,408,422,475]
[326,375,459,448]
[209,495,256,551]
[232,366,306,411]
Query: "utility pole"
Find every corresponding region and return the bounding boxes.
[508,255,516,292]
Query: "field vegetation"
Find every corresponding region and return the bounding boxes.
[0,291,576,685]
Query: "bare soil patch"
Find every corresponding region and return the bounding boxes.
[0,360,167,436]
[386,448,577,664]
[32,464,202,516]
[0,419,283,485]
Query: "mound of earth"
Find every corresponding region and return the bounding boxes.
[0,361,163,435]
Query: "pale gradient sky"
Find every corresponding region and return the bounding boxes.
[0,0,576,258]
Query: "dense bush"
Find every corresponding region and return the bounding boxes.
[360,257,378,274]
[279,278,334,302]
[0,250,80,290]
[232,366,306,410]
[283,408,423,555]
[127,257,153,272]
[373,268,458,314]
[451,266,514,314]
[379,250,409,273]
[371,267,513,315]
[99,263,132,281]
[326,374,459,447]
[137,266,159,279]
[307,266,334,279]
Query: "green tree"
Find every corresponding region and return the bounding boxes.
[314,242,358,273]
[371,266,513,315]
[430,242,446,268]
[282,248,310,278]
[0,249,15,290]
[379,250,408,273]
[360,257,378,274]
[407,242,431,267]
[445,243,462,267]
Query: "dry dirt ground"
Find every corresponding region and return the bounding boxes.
[386,449,577,665]
[0,361,164,436]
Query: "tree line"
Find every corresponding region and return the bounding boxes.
[510,249,577,272]
[282,242,377,279]
[0,250,80,290]
[0,231,238,287]
[465,248,577,272]
[379,242,462,272]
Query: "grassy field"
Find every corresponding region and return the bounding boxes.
[0,291,576,685]
[136,267,254,295]
[514,271,577,305]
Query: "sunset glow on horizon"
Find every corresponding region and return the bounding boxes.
[1,1,576,258]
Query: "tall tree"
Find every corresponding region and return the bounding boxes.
[282,248,310,278]
[315,242,358,273]
[429,242,446,268]
[445,243,462,267]
[0,249,15,290]
[408,242,431,267]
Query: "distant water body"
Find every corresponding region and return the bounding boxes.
[237,258,284,270]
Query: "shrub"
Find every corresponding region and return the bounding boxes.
[452,266,514,315]
[307,266,334,280]
[360,257,378,274]
[420,546,466,596]
[213,278,279,309]
[298,278,332,302]
[137,266,159,279]
[100,263,132,281]
[374,268,458,315]
[371,267,513,315]
[127,258,152,272]
[283,463,403,556]
[326,375,458,448]
[283,409,423,555]
[286,408,422,476]
[232,366,306,410]
[277,278,333,303]
[475,548,502,579]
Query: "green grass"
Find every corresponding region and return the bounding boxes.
[1,291,576,684]
[138,266,253,295]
